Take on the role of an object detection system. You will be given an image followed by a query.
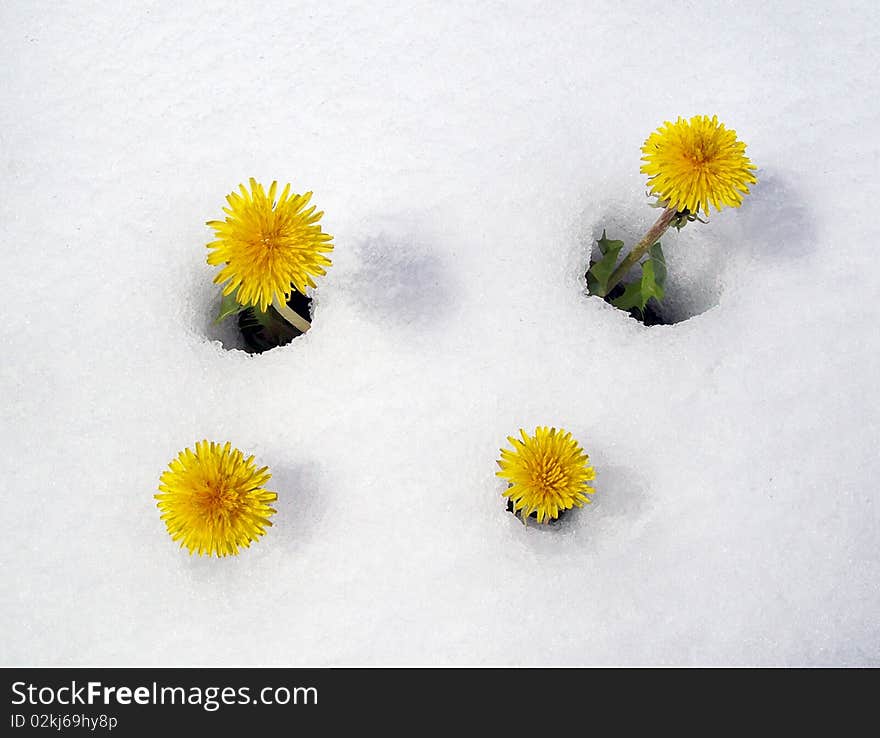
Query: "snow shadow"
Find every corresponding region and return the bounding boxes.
[588,465,649,524]
[727,170,816,262]
[268,461,327,554]
[344,233,453,332]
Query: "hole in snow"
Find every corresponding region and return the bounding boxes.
[583,210,721,326]
[202,290,313,354]
[581,170,811,326]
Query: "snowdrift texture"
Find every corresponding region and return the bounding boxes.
[2,0,878,665]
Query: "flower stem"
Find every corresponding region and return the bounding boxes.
[272,295,311,333]
[603,207,677,296]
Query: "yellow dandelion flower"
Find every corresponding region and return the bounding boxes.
[156,440,277,557]
[206,178,334,312]
[496,426,595,524]
[641,115,757,216]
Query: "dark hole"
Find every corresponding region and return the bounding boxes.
[238,290,313,353]
[601,284,667,326]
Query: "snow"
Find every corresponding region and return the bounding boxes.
[2,0,878,666]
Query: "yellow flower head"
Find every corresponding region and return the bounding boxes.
[641,115,757,216]
[496,426,596,524]
[206,178,334,312]
[156,440,278,557]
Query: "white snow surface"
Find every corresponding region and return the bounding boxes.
[2,0,879,666]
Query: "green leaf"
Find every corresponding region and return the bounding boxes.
[641,243,665,305]
[610,279,645,313]
[648,242,667,290]
[597,230,625,257]
[215,290,247,324]
[586,230,625,297]
[610,241,666,315]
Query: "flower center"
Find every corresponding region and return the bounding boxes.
[535,460,567,494]
[687,147,709,168]
[195,481,241,519]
